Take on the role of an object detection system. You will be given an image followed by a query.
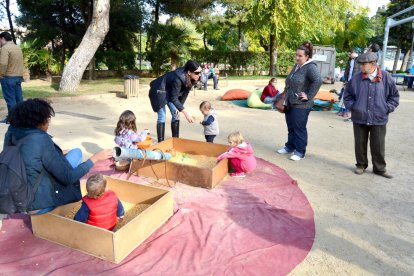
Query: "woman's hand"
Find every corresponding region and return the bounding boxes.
[90,149,113,164]
[182,109,194,123]
[299,92,308,101]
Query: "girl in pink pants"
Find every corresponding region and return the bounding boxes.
[217,131,257,178]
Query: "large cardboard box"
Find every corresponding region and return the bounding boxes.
[130,138,229,189]
[31,177,174,264]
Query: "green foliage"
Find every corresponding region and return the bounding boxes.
[332,11,374,51]
[17,0,86,57]
[383,0,414,49]
[95,50,136,71]
[147,18,199,71]
[191,50,269,74]
[96,0,145,70]
[21,39,60,75]
[336,52,349,71]
[276,51,296,74]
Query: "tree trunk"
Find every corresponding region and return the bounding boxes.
[203,29,208,50]
[59,0,110,92]
[401,50,409,71]
[5,0,16,44]
[238,20,242,51]
[392,47,401,74]
[151,0,160,52]
[88,56,96,80]
[269,34,276,76]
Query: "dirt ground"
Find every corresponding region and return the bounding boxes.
[0,78,413,275]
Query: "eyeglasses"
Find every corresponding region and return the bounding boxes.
[193,71,201,75]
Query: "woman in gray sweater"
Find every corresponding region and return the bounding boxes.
[277,41,322,161]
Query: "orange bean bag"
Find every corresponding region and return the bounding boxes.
[314,90,337,102]
[221,89,251,101]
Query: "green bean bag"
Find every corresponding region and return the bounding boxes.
[247,89,273,109]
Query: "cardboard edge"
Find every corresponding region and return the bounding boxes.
[113,192,174,263]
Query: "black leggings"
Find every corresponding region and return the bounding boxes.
[205,135,216,143]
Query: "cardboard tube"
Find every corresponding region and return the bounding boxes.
[113,147,171,160]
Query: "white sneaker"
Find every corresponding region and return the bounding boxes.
[277,148,290,154]
[290,154,304,161]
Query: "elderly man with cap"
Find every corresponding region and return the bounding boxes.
[343,52,400,179]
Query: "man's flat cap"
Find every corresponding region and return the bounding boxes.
[357,52,378,63]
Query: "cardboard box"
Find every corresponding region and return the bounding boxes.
[31,177,174,263]
[130,138,229,189]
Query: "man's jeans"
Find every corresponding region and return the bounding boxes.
[157,102,179,123]
[1,76,23,114]
[203,73,218,89]
[284,107,311,158]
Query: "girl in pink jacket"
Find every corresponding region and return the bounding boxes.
[217,131,257,178]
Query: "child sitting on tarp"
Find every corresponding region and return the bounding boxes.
[74,174,124,230]
[115,110,149,149]
[217,131,257,178]
[260,78,280,108]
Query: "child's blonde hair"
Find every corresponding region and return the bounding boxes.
[86,174,107,199]
[228,131,244,145]
[199,101,212,111]
[115,110,137,135]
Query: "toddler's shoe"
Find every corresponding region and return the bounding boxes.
[230,172,246,178]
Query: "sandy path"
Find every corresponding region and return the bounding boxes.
[0,79,413,275]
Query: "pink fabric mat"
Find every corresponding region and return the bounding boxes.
[0,158,315,275]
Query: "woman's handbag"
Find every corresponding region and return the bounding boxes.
[275,90,287,113]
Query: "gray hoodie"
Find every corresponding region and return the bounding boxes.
[285,60,322,109]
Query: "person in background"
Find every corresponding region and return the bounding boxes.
[217,131,256,178]
[277,41,322,161]
[339,48,360,118]
[74,174,124,231]
[199,101,219,143]
[260,77,280,109]
[343,52,399,179]
[202,63,219,90]
[0,32,24,124]
[149,60,201,142]
[405,64,414,89]
[368,43,381,65]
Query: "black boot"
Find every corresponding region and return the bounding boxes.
[171,121,180,138]
[157,123,165,142]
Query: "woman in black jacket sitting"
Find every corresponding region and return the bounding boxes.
[149,60,202,142]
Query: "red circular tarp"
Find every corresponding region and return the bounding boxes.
[0,158,314,275]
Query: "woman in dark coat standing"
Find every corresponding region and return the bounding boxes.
[277,41,322,161]
[149,60,202,142]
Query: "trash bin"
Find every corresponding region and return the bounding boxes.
[123,75,139,99]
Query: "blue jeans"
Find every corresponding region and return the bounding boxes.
[203,73,218,89]
[1,76,23,114]
[157,102,179,123]
[65,148,83,168]
[284,107,311,158]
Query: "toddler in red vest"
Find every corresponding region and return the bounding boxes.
[74,174,124,230]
